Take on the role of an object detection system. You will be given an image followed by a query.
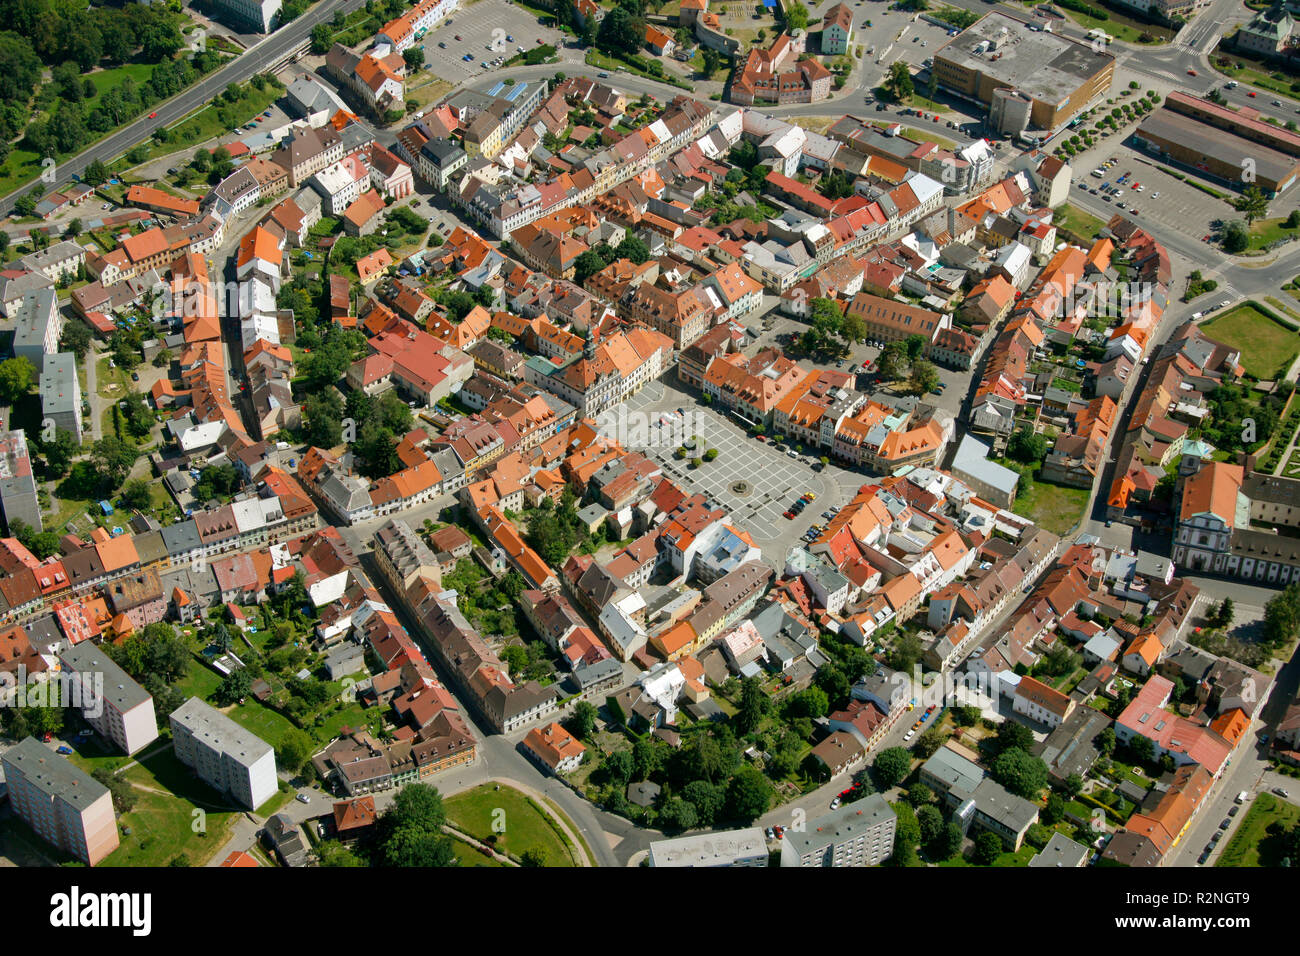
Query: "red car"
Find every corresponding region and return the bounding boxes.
[783,510,795,519]
[756,435,767,442]
[1248,91,1257,97]
[774,826,785,839]
[1187,69,1197,77]
[149,111,158,118]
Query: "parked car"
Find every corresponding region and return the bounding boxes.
[1273,787,1291,798]
[296,793,311,804]
[56,746,73,755]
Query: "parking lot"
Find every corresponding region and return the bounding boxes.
[416,0,562,84]
[624,379,867,552]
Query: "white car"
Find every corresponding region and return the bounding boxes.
[904,729,915,741]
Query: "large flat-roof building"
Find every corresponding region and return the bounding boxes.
[780,794,897,867]
[60,641,159,755]
[932,13,1114,133]
[39,352,83,443]
[12,286,61,373]
[1,736,120,865]
[1135,94,1300,196]
[648,827,769,867]
[170,697,277,809]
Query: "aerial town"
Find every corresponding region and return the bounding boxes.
[0,0,1298,878]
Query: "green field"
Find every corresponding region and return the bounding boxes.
[102,747,240,867]
[1216,793,1300,866]
[1201,304,1300,379]
[1247,217,1300,252]
[1012,480,1091,536]
[1055,203,1108,241]
[444,783,581,866]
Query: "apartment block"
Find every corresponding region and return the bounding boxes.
[170,697,277,809]
[59,640,159,755]
[780,794,897,866]
[2,736,120,865]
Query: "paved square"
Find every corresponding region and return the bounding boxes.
[623,380,866,552]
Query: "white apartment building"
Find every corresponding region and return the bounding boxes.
[648,828,769,867]
[780,794,897,867]
[59,641,159,755]
[170,697,278,810]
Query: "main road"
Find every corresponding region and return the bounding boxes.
[0,0,370,218]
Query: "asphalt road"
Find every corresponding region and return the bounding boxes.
[0,0,370,218]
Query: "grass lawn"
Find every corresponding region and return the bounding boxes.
[451,836,512,867]
[899,127,957,150]
[405,77,455,113]
[937,843,1038,866]
[1058,4,1172,44]
[173,659,224,701]
[1012,480,1090,537]
[1247,216,1300,252]
[1213,56,1300,105]
[1054,203,1108,241]
[1201,304,1300,379]
[444,783,580,867]
[102,747,240,867]
[1216,793,1300,866]
[220,698,299,750]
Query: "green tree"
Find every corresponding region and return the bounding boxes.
[658,797,698,831]
[1128,734,1156,765]
[906,783,934,807]
[914,724,947,760]
[681,780,725,827]
[0,356,35,403]
[520,847,548,867]
[310,23,331,54]
[735,675,768,736]
[565,701,598,740]
[884,60,914,102]
[996,721,1035,755]
[277,729,315,775]
[973,831,1003,865]
[1222,220,1249,254]
[878,341,910,380]
[909,359,940,395]
[214,668,252,706]
[873,747,912,788]
[1232,184,1270,226]
[39,429,79,479]
[938,821,964,859]
[1007,425,1048,464]
[724,765,772,822]
[602,749,634,787]
[377,783,455,867]
[916,803,943,844]
[991,748,1049,799]
[92,436,137,491]
[1043,792,1066,825]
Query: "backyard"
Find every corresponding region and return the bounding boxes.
[1054,203,1107,242]
[1201,304,1300,380]
[1012,480,1091,537]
